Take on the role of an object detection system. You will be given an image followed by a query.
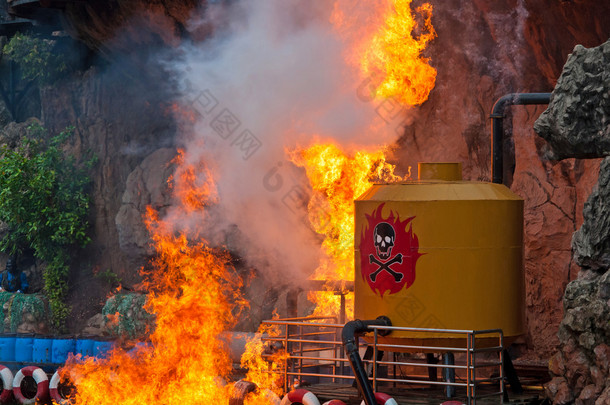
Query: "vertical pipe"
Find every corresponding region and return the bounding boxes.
[467,332,472,405]
[339,293,346,378]
[473,333,477,405]
[443,352,455,398]
[284,325,289,393]
[500,333,506,403]
[298,324,303,384]
[490,93,551,184]
[373,329,378,393]
[342,317,392,405]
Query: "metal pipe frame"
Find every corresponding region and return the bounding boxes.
[262,319,505,404]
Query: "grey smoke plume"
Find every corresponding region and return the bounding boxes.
[167,0,404,282]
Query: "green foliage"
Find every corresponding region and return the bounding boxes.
[102,293,155,340]
[3,32,69,85]
[0,123,94,331]
[94,268,122,288]
[0,292,50,332]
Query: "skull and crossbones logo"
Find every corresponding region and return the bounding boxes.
[369,222,404,282]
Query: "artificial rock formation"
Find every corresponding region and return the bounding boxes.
[535,41,610,161]
[535,40,610,405]
[573,157,610,271]
[543,158,610,404]
[116,147,176,260]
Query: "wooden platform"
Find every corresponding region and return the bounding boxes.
[306,383,545,405]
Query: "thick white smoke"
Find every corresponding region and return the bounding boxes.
[167,0,405,283]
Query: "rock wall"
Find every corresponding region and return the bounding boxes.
[535,40,610,405]
[38,67,178,330]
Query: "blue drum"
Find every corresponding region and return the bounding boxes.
[0,334,16,362]
[51,336,76,364]
[14,334,34,363]
[75,336,95,358]
[93,339,114,358]
[32,335,53,363]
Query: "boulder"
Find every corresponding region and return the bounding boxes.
[572,157,610,270]
[545,376,575,405]
[534,40,610,160]
[115,147,176,260]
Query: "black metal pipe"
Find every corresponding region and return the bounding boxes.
[342,316,391,405]
[490,93,551,184]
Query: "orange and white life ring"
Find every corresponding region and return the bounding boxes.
[50,370,72,405]
[359,392,398,405]
[280,389,321,405]
[322,401,346,405]
[13,366,49,405]
[0,365,13,404]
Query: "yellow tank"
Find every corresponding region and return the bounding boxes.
[354,163,524,345]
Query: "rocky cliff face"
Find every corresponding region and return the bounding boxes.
[37,66,178,326]
[535,39,610,405]
[3,0,609,360]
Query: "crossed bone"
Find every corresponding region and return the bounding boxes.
[369,253,403,282]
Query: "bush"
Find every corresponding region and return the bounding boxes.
[2,32,69,85]
[0,123,94,330]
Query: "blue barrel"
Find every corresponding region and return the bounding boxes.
[0,334,16,362]
[51,336,76,364]
[15,334,34,362]
[32,335,53,363]
[75,336,95,358]
[93,339,114,358]
[127,341,152,358]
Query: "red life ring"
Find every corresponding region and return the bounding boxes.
[280,389,321,405]
[50,370,72,404]
[322,401,347,405]
[0,365,13,404]
[12,366,49,405]
[359,392,398,405]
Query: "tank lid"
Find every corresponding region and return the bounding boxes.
[418,162,462,181]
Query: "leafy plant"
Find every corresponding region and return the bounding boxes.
[94,268,122,288]
[3,32,68,85]
[0,123,95,330]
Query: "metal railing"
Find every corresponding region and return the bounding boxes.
[260,317,505,404]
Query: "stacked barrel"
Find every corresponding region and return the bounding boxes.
[0,334,115,404]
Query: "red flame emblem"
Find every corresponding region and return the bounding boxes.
[360,203,423,297]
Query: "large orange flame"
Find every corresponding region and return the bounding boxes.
[290,142,403,318]
[362,0,436,105]
[332,0,437,106]
[63,151,247,404]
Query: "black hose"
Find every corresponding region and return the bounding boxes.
[490,93,551,184]
[342,316,391,405]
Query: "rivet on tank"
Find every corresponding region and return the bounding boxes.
[354,162,525,346]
